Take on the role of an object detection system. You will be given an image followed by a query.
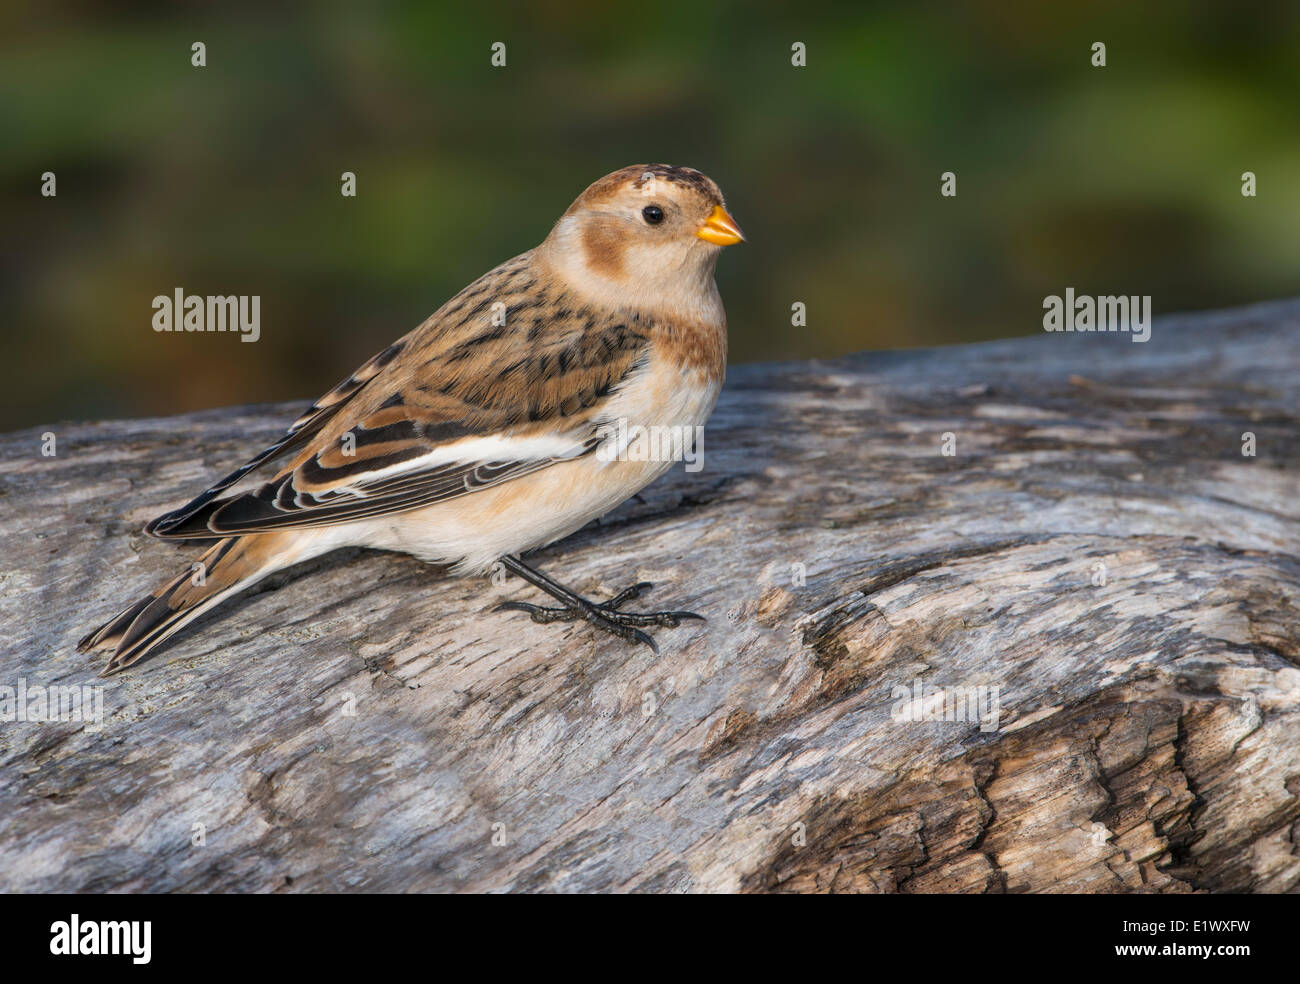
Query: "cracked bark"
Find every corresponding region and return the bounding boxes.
[2,299,1299,893]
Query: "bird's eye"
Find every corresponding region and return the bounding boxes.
[641,205,664,225]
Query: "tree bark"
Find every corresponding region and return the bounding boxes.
[2,299,1298,893]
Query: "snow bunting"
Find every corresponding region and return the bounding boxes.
[80,164,744,674]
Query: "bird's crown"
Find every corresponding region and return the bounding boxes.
[569,164,725,213]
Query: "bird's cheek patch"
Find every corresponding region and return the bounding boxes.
[581,221,628,280]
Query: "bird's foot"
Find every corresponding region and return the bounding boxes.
[495,581,704,653]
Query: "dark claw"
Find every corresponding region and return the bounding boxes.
[494,601,571,624]
[590,608,706,628]
[603,581,654,608]
[494,579,697,654]
[588,612,658,653]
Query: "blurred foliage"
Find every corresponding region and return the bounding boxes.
[2,0,1298,430]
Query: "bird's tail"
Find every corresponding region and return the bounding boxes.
[78,534,289,675]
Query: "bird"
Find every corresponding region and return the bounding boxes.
[79,163,744,675]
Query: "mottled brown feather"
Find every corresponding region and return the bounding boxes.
[149,251,655,536]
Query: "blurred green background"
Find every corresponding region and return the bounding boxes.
[3,0,1298,431]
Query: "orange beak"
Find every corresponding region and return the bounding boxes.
[697,205,746,246]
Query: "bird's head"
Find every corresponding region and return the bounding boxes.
[540,164,744,320]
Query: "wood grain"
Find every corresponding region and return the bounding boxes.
[2,298,1298,892]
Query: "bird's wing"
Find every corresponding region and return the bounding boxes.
[147,254,651,538]
[143,339,408,536]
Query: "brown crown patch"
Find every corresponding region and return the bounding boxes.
[570,164,724,213]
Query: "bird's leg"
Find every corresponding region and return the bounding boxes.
[493,555,704,653]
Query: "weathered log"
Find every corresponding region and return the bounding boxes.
[2,299,1298,893]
